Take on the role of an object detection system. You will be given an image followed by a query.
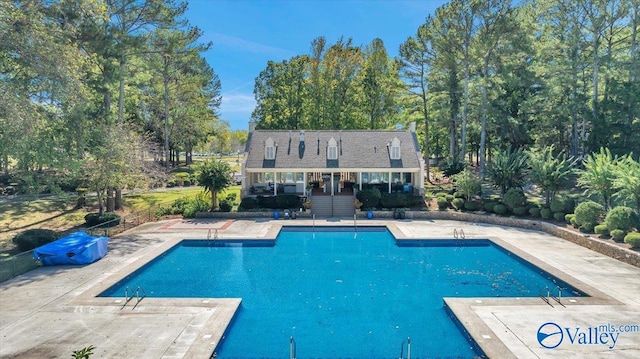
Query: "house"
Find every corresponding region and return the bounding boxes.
[240,121,426,216]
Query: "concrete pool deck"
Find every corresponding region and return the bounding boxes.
[0,218,638,358]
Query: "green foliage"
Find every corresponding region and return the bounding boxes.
[484,201,498,213]
[594,224,609,236]
[452,198,465,210]
[527,145,576,206]
[529,207,541,218]
[493,204,507,215]
[72,345,95,359]
[513,207,528,216]
[464,200,481,211]
[439,158,466,177]
[502,188,527,211]
[624,232,640,248]
[197,160,234,209]
[84,212,121,228]
[580,223,594,233]
[550,196,571,213]
[565,213,575,224]
[613,156,640,210]
[356,188,382,209]
[182,197,210,218]
[451,169,481,200]
[12,229,60,252]
[610,229,626,242]
[380,193,410,208]
[219,193,237,212]
[437,196,449,210]
[577,148,621,210]
[553,212,565,221]
[276,194,302,209]
[574,201,604,229]
[257,196,278,209]
[487,148,529,194]
[238,197,258,211]
[540,208,552,219]
[604,206,639,232]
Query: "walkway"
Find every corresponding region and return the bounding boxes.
[1,218,639,358]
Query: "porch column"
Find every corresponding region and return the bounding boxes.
[388,171,392,193]
[273,171,277,195]
[358,172,362,191]
[331,172,334,196]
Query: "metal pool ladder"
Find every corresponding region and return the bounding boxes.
[122,286,146,309]
[453,228,465,239]
[289,336,297,359]
[398,337,411,359]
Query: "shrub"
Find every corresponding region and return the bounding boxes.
[513,207,528,216]
[604,206,639,232]
[610,229,626,242]
[574,201,604,229]
[381,192,410,208]
[580,223,594,233]
[356,188,382,209]
[565,213,575,224]
[529,207,541,218]
[12,229,60,252]
[257,195,278,209]
[493,204,507,215]
[437,196,449,210]
[540,208,552,219]
[550,196,574,213]
[624,232,640,248]
[503,188,527,211]
[452,198,465,210]
[553,212,566,221]
[594,224,609,236]
[445,194,454,203]
[464,200,481,211]
[239,197,258,210]
[183,198,210,218]
[84,212,121,228]
[484,201,498,213]
[219,200,232,212]
[276,194,301,209]
[439,157,466,177]
[570,216,578,227]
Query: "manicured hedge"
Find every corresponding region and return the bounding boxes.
[84,212,121,228]
[624,232,640,248]
[12,229,60,252]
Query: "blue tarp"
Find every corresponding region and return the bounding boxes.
[33,231,108,265]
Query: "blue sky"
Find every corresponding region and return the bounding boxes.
[185,0,449,130]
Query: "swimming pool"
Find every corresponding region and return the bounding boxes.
[100,226,585,358]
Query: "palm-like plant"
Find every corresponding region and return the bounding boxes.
[486,148,529,195]
[577,147,621,211]
[527,145,577,207]
[613,155,640,210]
[196,160,234,210]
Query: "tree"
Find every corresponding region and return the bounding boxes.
[451,169,482,201]
[613,154,640,210]
[576,147,621,210]
[84,124,164,214]
[486,148,529,195]
[196,160,234,210]
[528,145,577,206]
[399,21,435,182]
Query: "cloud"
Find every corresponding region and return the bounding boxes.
[209,32,295,57]
[222,93,256,113]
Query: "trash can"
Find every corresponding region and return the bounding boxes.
[274,210,279,219]
[367,210,374,219]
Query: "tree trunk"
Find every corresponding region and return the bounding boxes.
[479,57,490,179]
[106,187,115,212]
[211,190,217,210]
[163,55,170,172]
[115,188,122,210]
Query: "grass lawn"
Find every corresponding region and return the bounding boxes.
[0,185,241,257]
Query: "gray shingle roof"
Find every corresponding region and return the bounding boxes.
[244,130,422,170]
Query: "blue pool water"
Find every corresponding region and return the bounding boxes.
[100,226,585,358]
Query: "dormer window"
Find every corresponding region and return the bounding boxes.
[390,137,401,160]
[327,137,338,160]
[265,137,275,160]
